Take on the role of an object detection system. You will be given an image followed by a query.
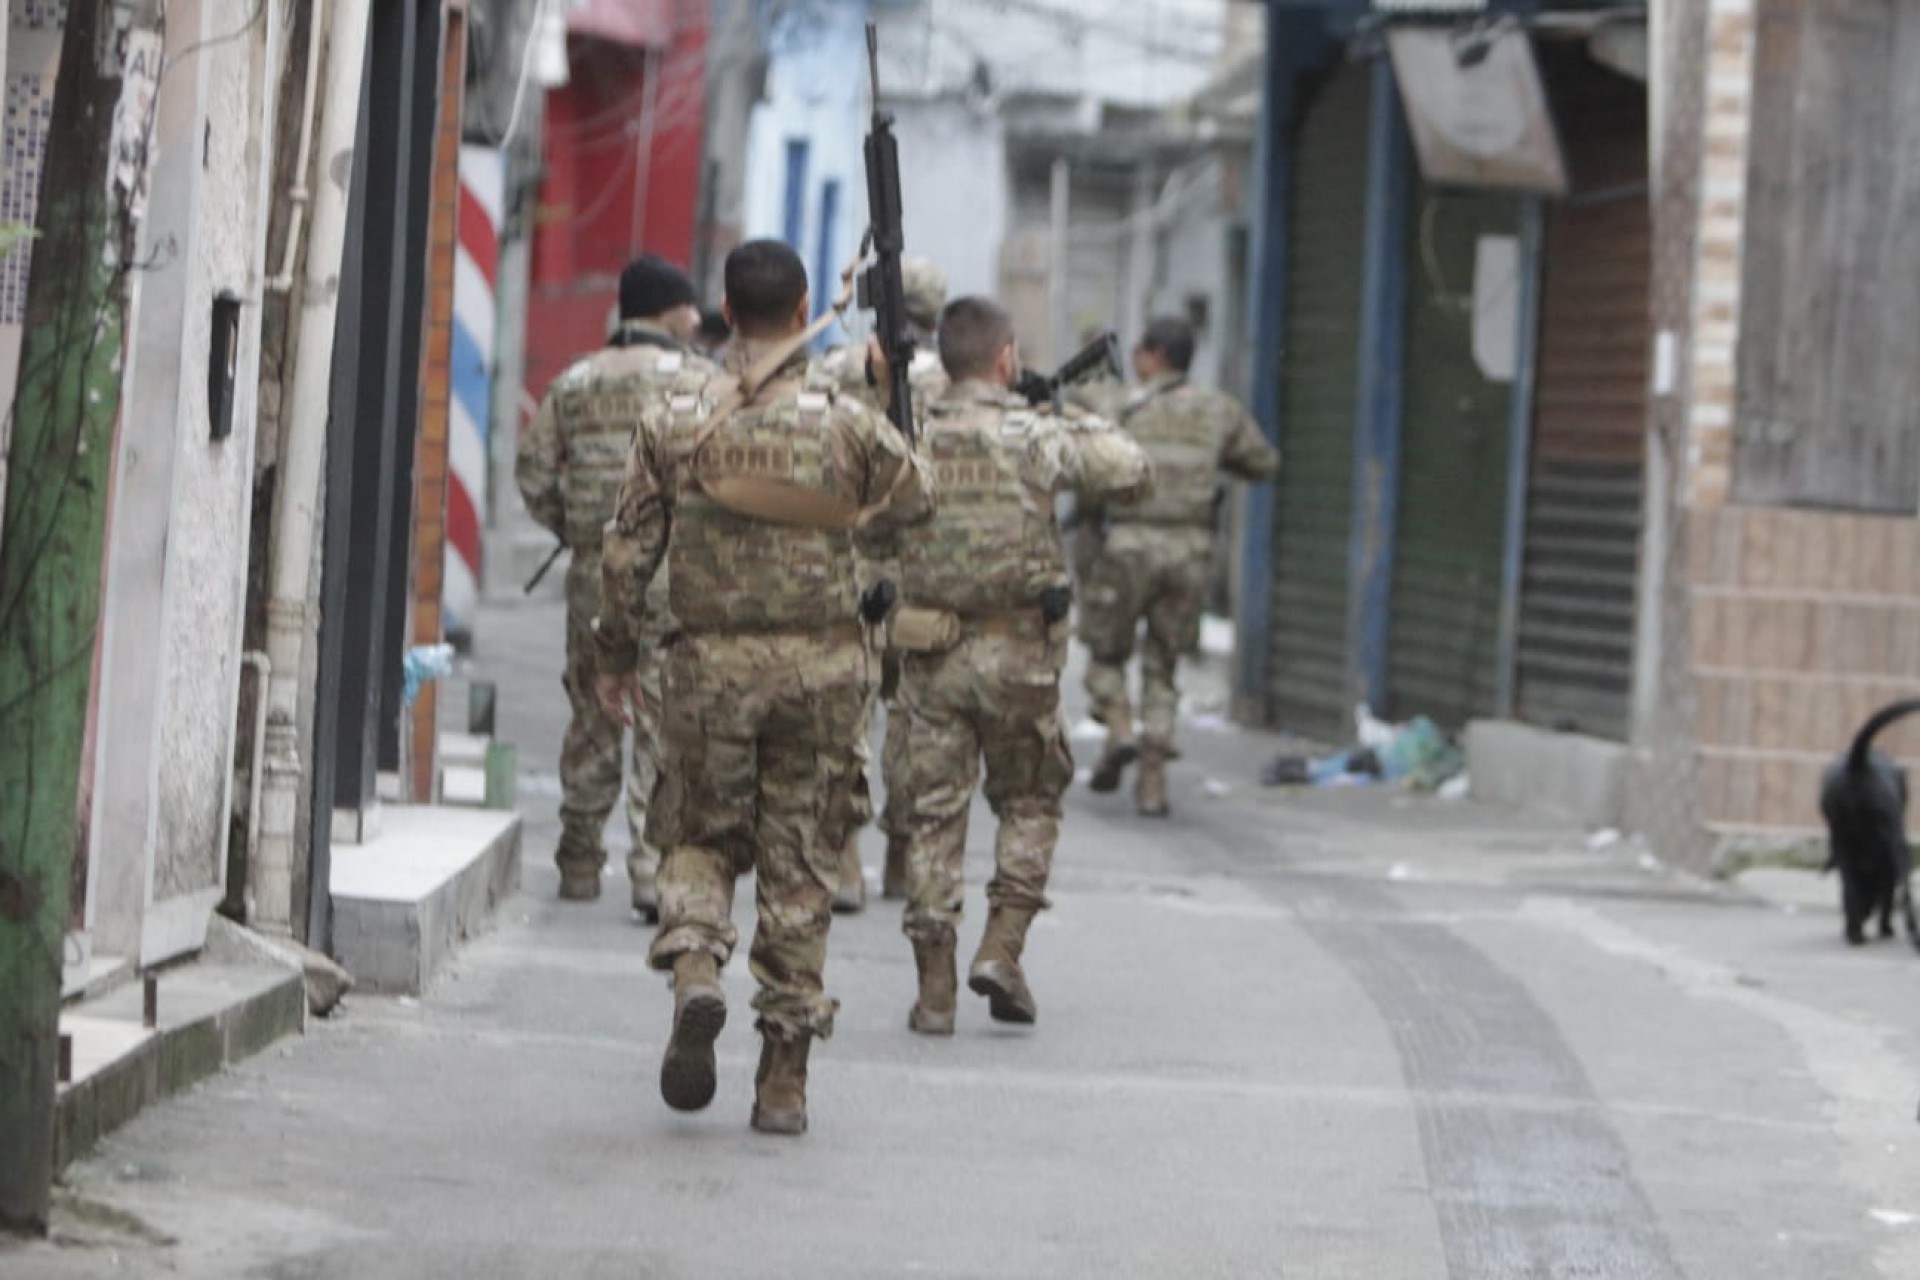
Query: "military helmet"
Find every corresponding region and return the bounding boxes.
[901,257,948,330]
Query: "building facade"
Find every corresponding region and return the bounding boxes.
[1235,1,1649,746]
[1630,0,1920,868]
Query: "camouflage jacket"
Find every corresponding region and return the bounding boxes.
[596,341,937,669]
[516,325,714,551]
[1105,373,1279,529]
[898,379,1152,618]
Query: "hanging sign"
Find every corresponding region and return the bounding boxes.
[1387,27,1568,195]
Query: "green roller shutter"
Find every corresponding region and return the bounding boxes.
[1265,63,1370,742]
[1384,185,1519,730]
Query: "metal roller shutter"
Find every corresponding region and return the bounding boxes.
[1384,186,1519,730]
[1515,54,1650,741]
[1264,63,1371,741]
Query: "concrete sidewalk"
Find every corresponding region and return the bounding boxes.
[9,596,1919,1278]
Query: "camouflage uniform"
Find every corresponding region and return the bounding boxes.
[816,261,950,907]
[598,340,934,1041]
[819,345,950,885]
[888,379,1150,1030]
[1062,374,1129,587]
[1080,374,1279,801]
[517,324,709,899]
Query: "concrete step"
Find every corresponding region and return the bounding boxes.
[56,958,306,1168]
[1465,719,1628,830]
[328,805,522,995]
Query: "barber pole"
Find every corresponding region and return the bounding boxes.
[447,145,503,641]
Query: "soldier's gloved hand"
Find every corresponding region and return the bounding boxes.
[594,671,645,727]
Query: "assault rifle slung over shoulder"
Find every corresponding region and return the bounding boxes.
[860,21,915,445]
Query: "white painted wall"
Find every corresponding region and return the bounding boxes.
[740,1,1244,374]
[878,0,1227,107]
[744,3,869,343]
[91,0,283,965]
[891,96,1005,301]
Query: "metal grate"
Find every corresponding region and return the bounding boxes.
[1264,62,1370,743]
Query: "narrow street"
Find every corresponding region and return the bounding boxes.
[12,588,1920,1279]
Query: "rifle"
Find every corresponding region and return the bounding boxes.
[523,542,566,595]
[1016,329,1126,412]
[860,22,915,445]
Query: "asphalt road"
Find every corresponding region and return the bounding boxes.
[10,591,1920,1279]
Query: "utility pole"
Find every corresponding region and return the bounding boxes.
[0,0,139,1234]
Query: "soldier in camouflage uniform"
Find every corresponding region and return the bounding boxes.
[887,297,1152,1034]
[517,257,707,911]
[595,241,934,1135]
[816,258,950,913]
[1081,316,1280,817]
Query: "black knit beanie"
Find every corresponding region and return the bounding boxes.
[619,255,697,321]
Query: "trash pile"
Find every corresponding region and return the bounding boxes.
[401,643,456,707]
[1262,704,1466,794]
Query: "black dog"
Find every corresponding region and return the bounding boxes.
[1819,698,1920,947]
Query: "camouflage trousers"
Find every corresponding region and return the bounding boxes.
[647,627,873,1039]
[889,621,1074,942]
[560,552,662,886]
[1078,524,1212,754]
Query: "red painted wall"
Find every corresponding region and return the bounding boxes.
[526,0,708,402]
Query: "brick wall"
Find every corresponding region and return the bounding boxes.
[1688,509,1920,837]
[1635,0,1920,863]
[1683,0,1755,509]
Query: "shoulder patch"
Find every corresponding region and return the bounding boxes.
[999,410,1039,436]
[656,352,684,375]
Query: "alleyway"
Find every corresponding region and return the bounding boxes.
[9,590,1920,1279]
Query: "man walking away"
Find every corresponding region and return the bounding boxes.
[595,241,935,1135]
[1080,316,1279,817]
[516,257,707,913]
[888,297,1151,1033]
[818,256,951,913]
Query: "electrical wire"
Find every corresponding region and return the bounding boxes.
[503,0,554,145]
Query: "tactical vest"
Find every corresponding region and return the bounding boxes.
[553,346,691,549]
[658,371,874,634]
[897,394,1067,619]
[1111,379,1226,529]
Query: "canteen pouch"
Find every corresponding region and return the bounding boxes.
[889,606,963,654]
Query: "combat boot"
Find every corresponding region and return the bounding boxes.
[1088,707,1137,795]
[659,953,727,1112]
[881,833,910,901]
[967,906,1038,1025]
[908,927,957,1036]
[630,876,660,925]
[831,835,867,915]
[750,1031,812,1135]
[556,843,605,901]
[1136,748,1171,819]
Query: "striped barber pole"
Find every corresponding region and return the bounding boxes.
[446,145,503,639]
